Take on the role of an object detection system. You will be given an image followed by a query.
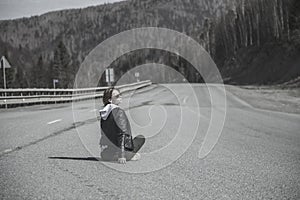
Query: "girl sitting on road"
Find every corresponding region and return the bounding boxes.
[99,87,145,164]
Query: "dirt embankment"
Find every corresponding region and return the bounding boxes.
[226,85,300,114]
[221,41,300,85]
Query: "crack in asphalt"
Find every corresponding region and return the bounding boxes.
[0,118,97,157]
[0,87,158,157]
[54,162,121,199]
[0,100,183,157]
[0,84,187,157]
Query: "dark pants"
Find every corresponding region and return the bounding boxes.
[101,135,145,161]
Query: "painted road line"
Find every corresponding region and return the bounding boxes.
[89,109,97,112]
[183,96,188,104]
[47,119,62,125]
[3,149,13,153]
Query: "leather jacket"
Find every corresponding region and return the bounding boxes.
[100,104,134,158]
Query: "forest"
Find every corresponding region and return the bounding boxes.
[0,0,299,88]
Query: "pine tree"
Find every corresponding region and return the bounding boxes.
[52,41,71,88]
[31,55,44,88]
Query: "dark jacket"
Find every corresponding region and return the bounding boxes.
[100,104,134,158]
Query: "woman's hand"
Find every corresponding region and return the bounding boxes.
[118,157,126,164]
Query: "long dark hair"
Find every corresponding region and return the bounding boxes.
[102,87,120,106]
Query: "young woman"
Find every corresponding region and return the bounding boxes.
[99,87,145,164]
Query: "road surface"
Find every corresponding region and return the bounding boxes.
[0,84,299,199]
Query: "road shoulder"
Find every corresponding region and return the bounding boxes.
[225,85,300,114]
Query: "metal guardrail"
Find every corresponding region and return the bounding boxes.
[0,80,152,108]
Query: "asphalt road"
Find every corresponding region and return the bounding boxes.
[0,84,299,199]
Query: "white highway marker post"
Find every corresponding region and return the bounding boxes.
[53,79,59,104]
[105,68,114,86]
[53,79,59,90]
[135,72,140,82]
[0,56,12,109]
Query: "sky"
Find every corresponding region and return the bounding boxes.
[0,0,124,20]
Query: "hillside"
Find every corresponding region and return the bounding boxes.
[0,0,299,88]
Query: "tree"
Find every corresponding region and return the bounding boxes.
[31,55,45,88]
[289,0,300,30]
[52,41,71,88]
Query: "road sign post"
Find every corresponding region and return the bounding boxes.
[1,56,12,109]
[135,72,140,82]
[105,68,114,86]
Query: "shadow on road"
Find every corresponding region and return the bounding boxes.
[48,156,113,162]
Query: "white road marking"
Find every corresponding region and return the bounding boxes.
[89,109,97,112]
[4,149,12,153]
[225,90,253,108]
[47,119,62,125]
[183,96,188,104]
